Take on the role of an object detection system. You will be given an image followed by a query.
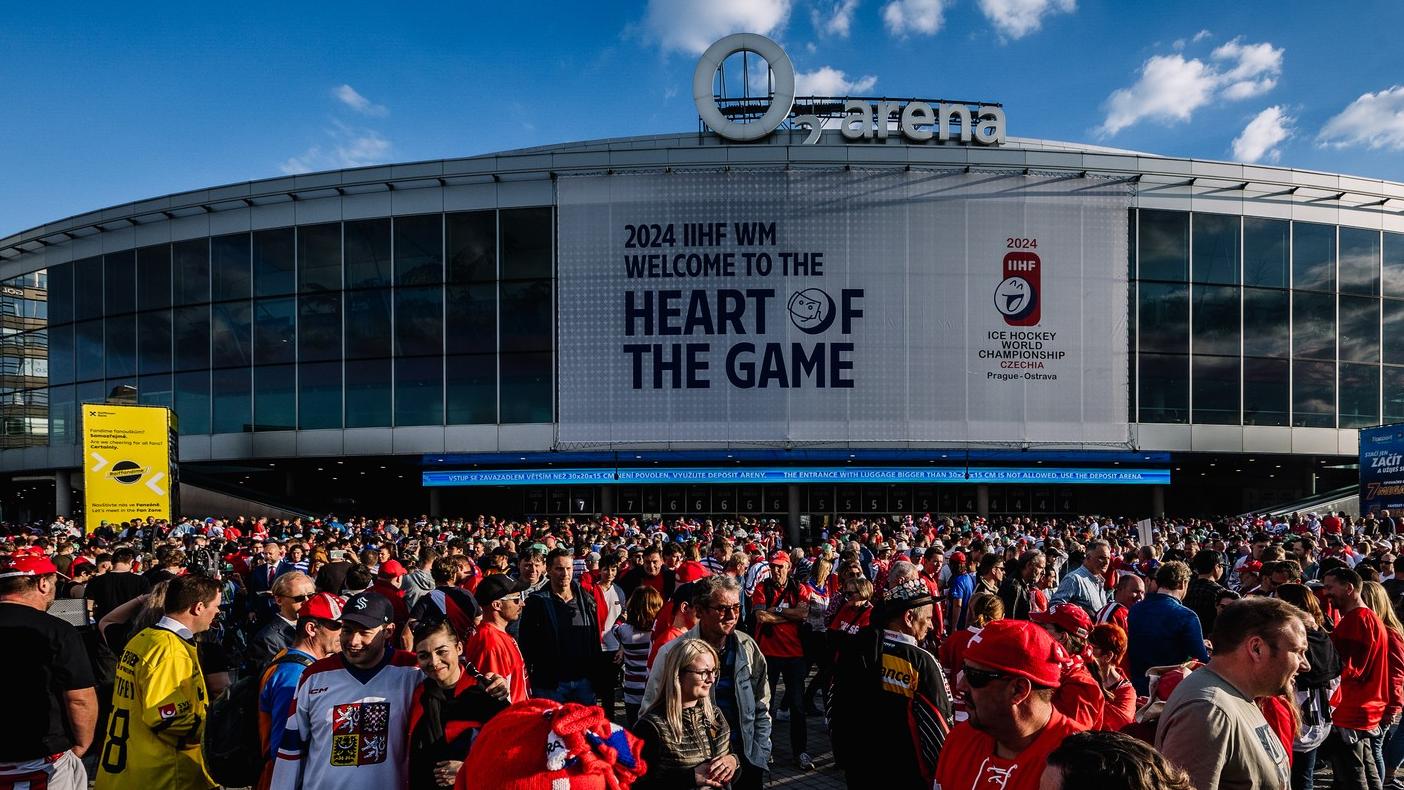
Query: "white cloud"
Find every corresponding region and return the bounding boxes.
[1317,86,1404,150]
[281,121,392,175]
[333,84,387,117]
[1099,36,1284,135]
[639,0,791,55]
[1212,38,1283,100]
[976,0,1075,40]
[1232,105,1292,163]
[882,0,946,36]
[1192,29,1212,43]
[795,66,877,95]
[812,0,860,36]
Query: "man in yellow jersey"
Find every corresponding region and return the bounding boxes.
[96,573,222,790]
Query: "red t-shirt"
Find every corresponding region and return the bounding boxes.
[935,709,1085,790]
[1332,606,1391,730]
[648,626,687,670]
[751,581,810,659]
[462,621,529,704]
[1053,656,1104,731]
[938,627,981,676]
[1257,695,1296,769]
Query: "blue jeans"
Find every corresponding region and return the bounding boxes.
[534,677,596,705]
[1385,721,1404,789]
[1292,747,1318,790]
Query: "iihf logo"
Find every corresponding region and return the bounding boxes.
[994,251,1040,326]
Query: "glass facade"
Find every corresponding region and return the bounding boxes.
[37,208,554,443]
[1135,209,1404,430]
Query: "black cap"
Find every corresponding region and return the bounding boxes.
[476,574,530,606]
[340,591,395,629]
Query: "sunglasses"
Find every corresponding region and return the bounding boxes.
[706,604,743,615]
[281,593,314,603]
[963,666,1016,689]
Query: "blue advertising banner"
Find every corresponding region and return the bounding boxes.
[423,466,1170,487]
[1361,424,1404,514]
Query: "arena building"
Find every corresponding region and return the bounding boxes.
[0,34,1395,528]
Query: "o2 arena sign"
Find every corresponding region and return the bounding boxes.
[693,33,1006,146]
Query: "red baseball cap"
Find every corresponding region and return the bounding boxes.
[377,559,408,578]
[1030,602,1093,639]
[1240,560,1263,573]
[769,550,792,566]
[963,619,1066,688]
[0,551,59,580]
[298,592,346,621]
[949,551,967,565]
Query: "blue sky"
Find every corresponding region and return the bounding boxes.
[3,0,1403,237]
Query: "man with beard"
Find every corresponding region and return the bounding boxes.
[1156,597,1308,790]
[935,619,1085,790]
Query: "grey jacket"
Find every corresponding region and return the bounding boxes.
[401,569,435,610]
[641,626,772,770]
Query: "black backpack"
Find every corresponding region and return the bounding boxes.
[203,652,314,787]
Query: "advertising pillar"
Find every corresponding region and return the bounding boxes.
[81,403,179,532]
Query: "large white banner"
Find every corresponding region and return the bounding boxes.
[556,169,1130,448]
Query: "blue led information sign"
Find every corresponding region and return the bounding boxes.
[422,466,1171,487]
[1361,424,1404,514]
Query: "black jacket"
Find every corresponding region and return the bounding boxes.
[518,581,600,690]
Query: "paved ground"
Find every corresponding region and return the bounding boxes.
[767,703,843,790]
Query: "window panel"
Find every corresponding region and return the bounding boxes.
[299,361,341,430]
[446,353,496,424]
[394,356,443,426]
[211,367,250,433]
[211,301,253,368]
[253,297,296,365]
[174,371,210,435]
[1244,357,1289,426]
[501,208,552,280]
[1243,287,1289,358]
[48,324,74,386]
[501,351,552,423]
[254,364,295,431]
[253,227,295,297]
[211,233,252,302]
[394,286,443,357]
[345,358,391,428]
[1339,362,1380,429]
[1340,227,1381,296]
[1192,213,1239,284]
[1339,295,1380,363]
[445,284,496,355]
[1386,366,1404,424]
[173,237,211,306]
[105,315,136,378]
[49,262,74,326]
[173,305,211,372]
[75,320,104,382]
[1138,352,1189,423]
[1191,285,1239,356]
[1244,217,1289,289]
[394,214,443,286]
[1292,291,1335,361]
[298,222,342,293]
[1192,355,1239,424]
[345,218,391,290]
[138,373,173,410]
[1293,222,1336,293]
[1138,209,1188,282]
[75,257,104,321]
[1387,232,1404,299]
[500,280,552,353]
[137,309,172,375]
[1386,300,1404,366]
[49,384,74,445]
[137,244,172,311]
[104,250,136,315]
[1137,282,1188,353]
[298,293,342,362]
[447,211,496,283]
[345,289,393,358]
[1292,359,1335,428]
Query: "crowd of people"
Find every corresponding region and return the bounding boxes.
[2,507,1403,789]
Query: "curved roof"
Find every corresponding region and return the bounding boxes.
[5,130,1404,269]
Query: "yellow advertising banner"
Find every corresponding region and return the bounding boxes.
[81,403,177,532]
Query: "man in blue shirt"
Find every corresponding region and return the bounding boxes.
[1127,561,1211,694]
[256,593,345,788]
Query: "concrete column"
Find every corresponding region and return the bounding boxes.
[1152,485,1166,518]
[599,485,615,516]
[54,470,72,517]
[787,484,801,546]
[976,485,990,518]
[429,488,443,518]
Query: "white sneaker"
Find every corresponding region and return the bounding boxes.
[798,753,815,770]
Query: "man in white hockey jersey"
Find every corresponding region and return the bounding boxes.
[270,591,421,789]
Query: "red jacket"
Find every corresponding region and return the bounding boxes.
[1332,606,1391,730]
[1385,627,1404,719]
[1053,655,1105,731]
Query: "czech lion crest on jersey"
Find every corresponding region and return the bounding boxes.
[330,702,390,766]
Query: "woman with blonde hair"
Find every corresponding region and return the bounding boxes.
[938,591,1003,675]
[1361,580,1404,786]
[633,638,737,790]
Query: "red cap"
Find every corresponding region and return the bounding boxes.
[949,551,967,565]
[964,619,1066,688]
[1031,602,1093,639]
[298,592,346,620]
[1240,560,1263,573]
[0,551,59,580]
[768,550,791,566]
[377,559,408,578]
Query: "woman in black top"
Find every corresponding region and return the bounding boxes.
[408,617,510,789]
